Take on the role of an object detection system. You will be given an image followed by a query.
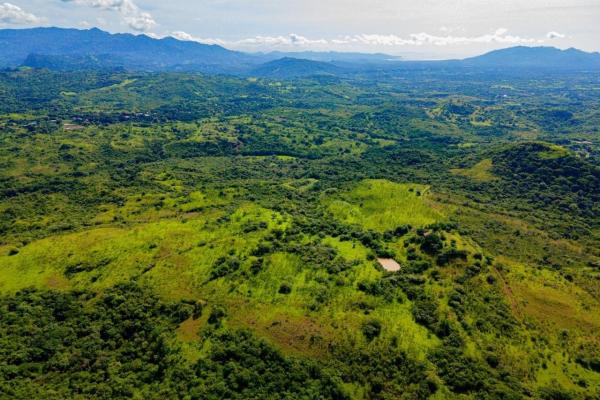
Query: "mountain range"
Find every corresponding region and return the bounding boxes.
[2,27,600,76]
[462,46,600,69]
[0,27,253,73]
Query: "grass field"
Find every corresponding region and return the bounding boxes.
[450,159,497,182]
[326,179,443,231]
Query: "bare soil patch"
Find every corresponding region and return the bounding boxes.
[378,258,401,272]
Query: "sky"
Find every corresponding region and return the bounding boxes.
[1,0,599,59]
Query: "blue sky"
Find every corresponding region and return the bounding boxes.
[1,0,599,58]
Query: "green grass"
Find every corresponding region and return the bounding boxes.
[538,143,570,159]
[326,179,443,231]
[0,204,283,296]
[451,159,497,182]
[321,236,370,261]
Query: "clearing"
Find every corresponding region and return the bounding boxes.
[377,258,401,272]
[451,158,497,182]
[326,179,442,231]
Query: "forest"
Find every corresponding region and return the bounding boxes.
[0,67,599,399]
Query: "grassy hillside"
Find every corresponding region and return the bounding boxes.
[0,69,599,399]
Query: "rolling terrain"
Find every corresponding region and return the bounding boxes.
[0,50,599,399]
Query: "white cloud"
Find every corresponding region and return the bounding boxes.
[234,34,321,47]
[170,30,225,46]
[337,29,542,47]
[170,30,194,41]
[0,2,42,25]
[168,28,563,52]
[124,12,155,31]
[169,32,327,47]
[289,33,327,46]
[61,0,156,31]
[546,31,566,39]
[144,31,161,39]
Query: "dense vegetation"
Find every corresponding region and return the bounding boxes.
[0,66,598,399]
[0,284,347,399]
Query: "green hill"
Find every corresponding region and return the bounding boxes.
[0,68,598,399]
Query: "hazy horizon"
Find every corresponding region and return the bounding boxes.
[1,1,599,59]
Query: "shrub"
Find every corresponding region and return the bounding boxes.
[429,348,487,393]
[361,319,382,341]
[420,233,444,255]
[210,256,241,280]
[208,306,227,325]
[436,248,468,266]
[412,295,439,330]
[278,283,292,294]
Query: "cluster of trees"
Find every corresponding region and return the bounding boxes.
[0,284,347,399]
[491,142,599,222]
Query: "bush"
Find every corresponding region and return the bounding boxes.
[420,233,444,255]
[411,295,439,330]
[361,319,382,341]
[210,256,241,280]
[429,348,487,393]
[436,248,468,266]
[208,306,227,325]
[278,283,292,294]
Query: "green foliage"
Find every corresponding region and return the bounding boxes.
[411,294,439,331]
[419,233,444,256]
[194,330,349,400]
[0,285,347,399]
[429,348,488,393]
[491,142,599,224]
[361,319,382,341]
[0,69,598,399]
[210,256,242,280]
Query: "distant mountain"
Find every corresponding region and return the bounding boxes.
[257,51,401,64]
[0,27,401,74]
[250,57,343,78]
[0,27,254,72]
[22,53,126,71]
[461,46,600,70]
[2,28,600,75]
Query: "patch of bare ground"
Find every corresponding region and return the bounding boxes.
[378,258,401,272]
